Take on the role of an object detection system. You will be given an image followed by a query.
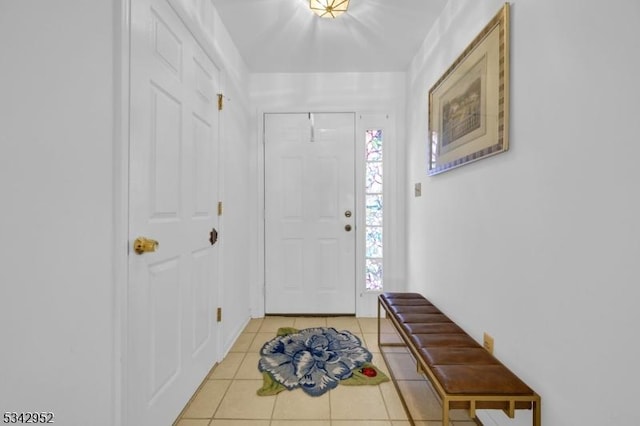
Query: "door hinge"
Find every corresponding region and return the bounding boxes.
[216,307,222,322]
[217,93,224,111]
[217,201,223,216]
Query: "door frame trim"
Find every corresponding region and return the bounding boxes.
[257,109,398,318]
[113,1,131,425]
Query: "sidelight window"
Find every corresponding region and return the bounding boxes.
[365,129,383,291]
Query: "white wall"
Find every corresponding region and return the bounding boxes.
[0,1,116,424]
[406,1,640,425]
[219,80,254,351]
[250,72,407,316]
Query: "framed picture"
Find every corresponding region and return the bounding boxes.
[428,3,510,176]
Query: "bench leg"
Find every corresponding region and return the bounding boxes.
[377,299,381,348]
[533,398,541,426]
[442,398,449,426]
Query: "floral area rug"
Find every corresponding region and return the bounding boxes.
[257,326,389,397]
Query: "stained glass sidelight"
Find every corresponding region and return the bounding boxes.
[365,130,383,291]
[365,163,383,193]
[365,195,383,226]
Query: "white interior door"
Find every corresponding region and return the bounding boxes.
[128,0,220,424]
[265,113,356,314]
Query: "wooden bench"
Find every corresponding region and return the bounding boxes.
[378,292,541,426]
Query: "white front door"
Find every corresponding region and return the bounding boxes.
[127,0,220,424]
[265,113,356,314]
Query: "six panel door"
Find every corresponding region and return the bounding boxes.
[265,113,356,314]
[128,0,220,424]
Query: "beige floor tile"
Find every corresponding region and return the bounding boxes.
[448,410,474,422]
[214,380,276,419]
[380,318,398,334]
[358,317,397,334]
[247,332,277,354]
[380,332,403,344]
[272,389,330,420]
[209,353,245,379]
[210,420,269,426]
[332,422,392,426]
[182,380,231,419]
[293,316,327,329]
[243,318,264,333]
[330,383,390,420]
[270,421,331,426]
[258,316,296,333]
[369,353,391,377]
[175,420,211,426]
[326,316,361,332]
[383,353,422,381]
[229,332,255,352]
[234,353,262,380]
[380,345,409,354]
[249,332,279,352]
[379,382,408,420]
[395,380,442,421]
[362,333,380,352]
[358,317,380,333]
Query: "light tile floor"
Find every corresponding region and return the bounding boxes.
[174,317,478,426]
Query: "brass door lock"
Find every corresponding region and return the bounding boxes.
[134,237,159,255]
[209,228,218,246]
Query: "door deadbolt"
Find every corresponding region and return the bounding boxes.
[344,210,352,218]
[344,224,352,232]
[209,228,218,246]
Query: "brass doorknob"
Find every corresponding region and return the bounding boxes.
[134,237,159,255]
[345,224,352,232]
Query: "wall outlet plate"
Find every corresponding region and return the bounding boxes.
[483,332,494,354]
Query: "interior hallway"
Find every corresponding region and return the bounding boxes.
[174,316,478,426]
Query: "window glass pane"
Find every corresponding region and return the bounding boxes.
[365,194,383,226]
[366,258,383,291]
[365,227,383,258]
[366,130,383,161]
[365,162,383,194]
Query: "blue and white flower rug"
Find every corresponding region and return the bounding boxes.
[257,326,389,397]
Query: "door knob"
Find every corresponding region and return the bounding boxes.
[134,237,159,255]
[344,224,352,232]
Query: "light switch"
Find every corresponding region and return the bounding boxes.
[414,182,422,197]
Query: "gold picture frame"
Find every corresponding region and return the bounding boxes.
[428,3,510,175]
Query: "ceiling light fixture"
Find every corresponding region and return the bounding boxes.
[309,0,350,19]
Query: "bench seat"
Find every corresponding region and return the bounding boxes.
[378,292,541,426]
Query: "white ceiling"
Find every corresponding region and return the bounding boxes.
[210,0,448,73]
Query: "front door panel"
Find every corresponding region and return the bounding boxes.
[265,113,356,314]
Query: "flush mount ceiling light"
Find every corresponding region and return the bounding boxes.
[309,0,350,18]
